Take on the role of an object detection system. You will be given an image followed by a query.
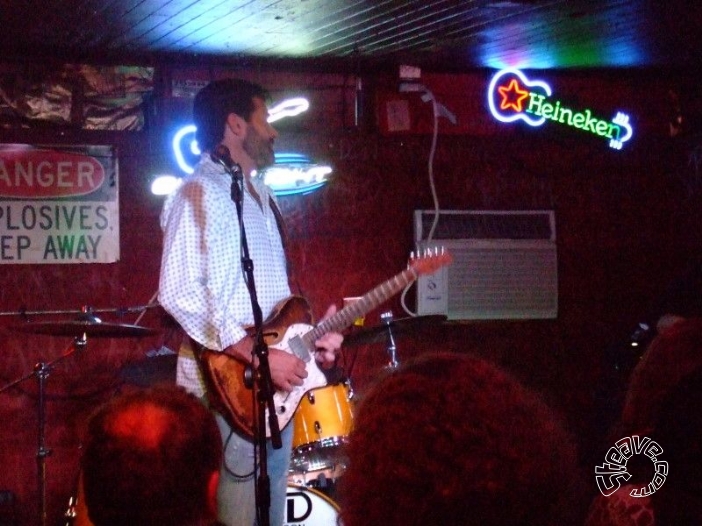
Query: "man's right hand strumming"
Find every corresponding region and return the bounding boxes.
[223,336,307,393]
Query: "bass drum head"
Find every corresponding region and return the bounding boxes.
[284,484,339,526]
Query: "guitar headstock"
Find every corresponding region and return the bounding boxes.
[409,247,453,276]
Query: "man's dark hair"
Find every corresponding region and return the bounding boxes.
[193,78,270,152]
[82,386,222,526]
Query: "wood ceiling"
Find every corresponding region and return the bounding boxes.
[1,0,702,71]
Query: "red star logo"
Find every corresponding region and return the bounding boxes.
[498,79,529,112]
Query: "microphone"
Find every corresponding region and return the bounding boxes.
[210,144,243,178]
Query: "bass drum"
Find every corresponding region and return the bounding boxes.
[68,477,339,526]
[291,382,354,473]
[284,484,339,526]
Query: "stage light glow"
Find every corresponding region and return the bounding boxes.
[268,97,310,123]
[150,175,183,196]
[172,124,199,174]
[261,153,332,196]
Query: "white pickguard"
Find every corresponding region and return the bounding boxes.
[267,323,327,436]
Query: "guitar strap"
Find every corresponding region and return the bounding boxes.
[268,196,303,296]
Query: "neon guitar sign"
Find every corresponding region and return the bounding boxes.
[487,69,633,150]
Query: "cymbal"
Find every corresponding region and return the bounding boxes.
[344,314,447,346]
[10,320,157,338]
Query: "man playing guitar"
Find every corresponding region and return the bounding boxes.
[158,77,342,526]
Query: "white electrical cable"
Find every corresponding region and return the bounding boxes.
[400,89,442,317]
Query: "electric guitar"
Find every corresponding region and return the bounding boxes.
[198,250,452,439]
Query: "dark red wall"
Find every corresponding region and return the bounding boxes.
[1,65,701,525]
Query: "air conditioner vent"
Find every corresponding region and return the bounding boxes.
[414,210,558,320]
[415,210,555,241]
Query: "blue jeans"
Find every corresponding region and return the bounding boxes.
[215,412,292,526]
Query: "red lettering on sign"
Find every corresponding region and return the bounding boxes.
[0,149,106,198]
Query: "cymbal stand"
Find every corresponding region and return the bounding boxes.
[381,311,399,368]
[0,334,87,526]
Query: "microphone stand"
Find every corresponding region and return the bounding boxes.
[212,150,281,526]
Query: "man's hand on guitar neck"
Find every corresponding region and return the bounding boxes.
[314,304,344,370]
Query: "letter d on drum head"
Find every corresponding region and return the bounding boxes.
[284,485,339,526]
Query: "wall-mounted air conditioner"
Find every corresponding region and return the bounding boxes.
[414,210,558,320]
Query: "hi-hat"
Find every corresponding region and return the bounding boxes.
[10,319,157,338]
[344,314,447,346]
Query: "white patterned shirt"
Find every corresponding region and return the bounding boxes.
[158,156,291,396]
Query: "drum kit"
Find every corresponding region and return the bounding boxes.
[284,311,446,526]
[0,305,445,526]
[0,304,158,526]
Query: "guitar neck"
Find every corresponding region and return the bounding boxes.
[302,266,419,347]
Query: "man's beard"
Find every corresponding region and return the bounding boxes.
[243,128,275,170]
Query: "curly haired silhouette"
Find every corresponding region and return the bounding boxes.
[338,352,585,526]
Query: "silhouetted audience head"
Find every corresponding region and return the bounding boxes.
[337,352,585,526]
[81,386,222,526]
[587,317,702,526]
[619,317,702,438]
[657,258,702,323]
[651,367,702,526]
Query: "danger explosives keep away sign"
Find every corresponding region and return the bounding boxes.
[0,144,120,264]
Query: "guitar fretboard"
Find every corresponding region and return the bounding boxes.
[302,266,418,347]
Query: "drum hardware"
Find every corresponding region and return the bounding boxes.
[2,306,157,526]
[64,471,92,526]
[64,494,77,524]
[288,463,345,502]
[9,316,158,338]
[380,311,399,368]
[345,312,446,369]
[306,470,333,491]
[0,332,87,526]
[0,302,160,323]
[118,352,178,387]
[343,313,447,347]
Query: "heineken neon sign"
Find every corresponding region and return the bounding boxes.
[487,69,633,150]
